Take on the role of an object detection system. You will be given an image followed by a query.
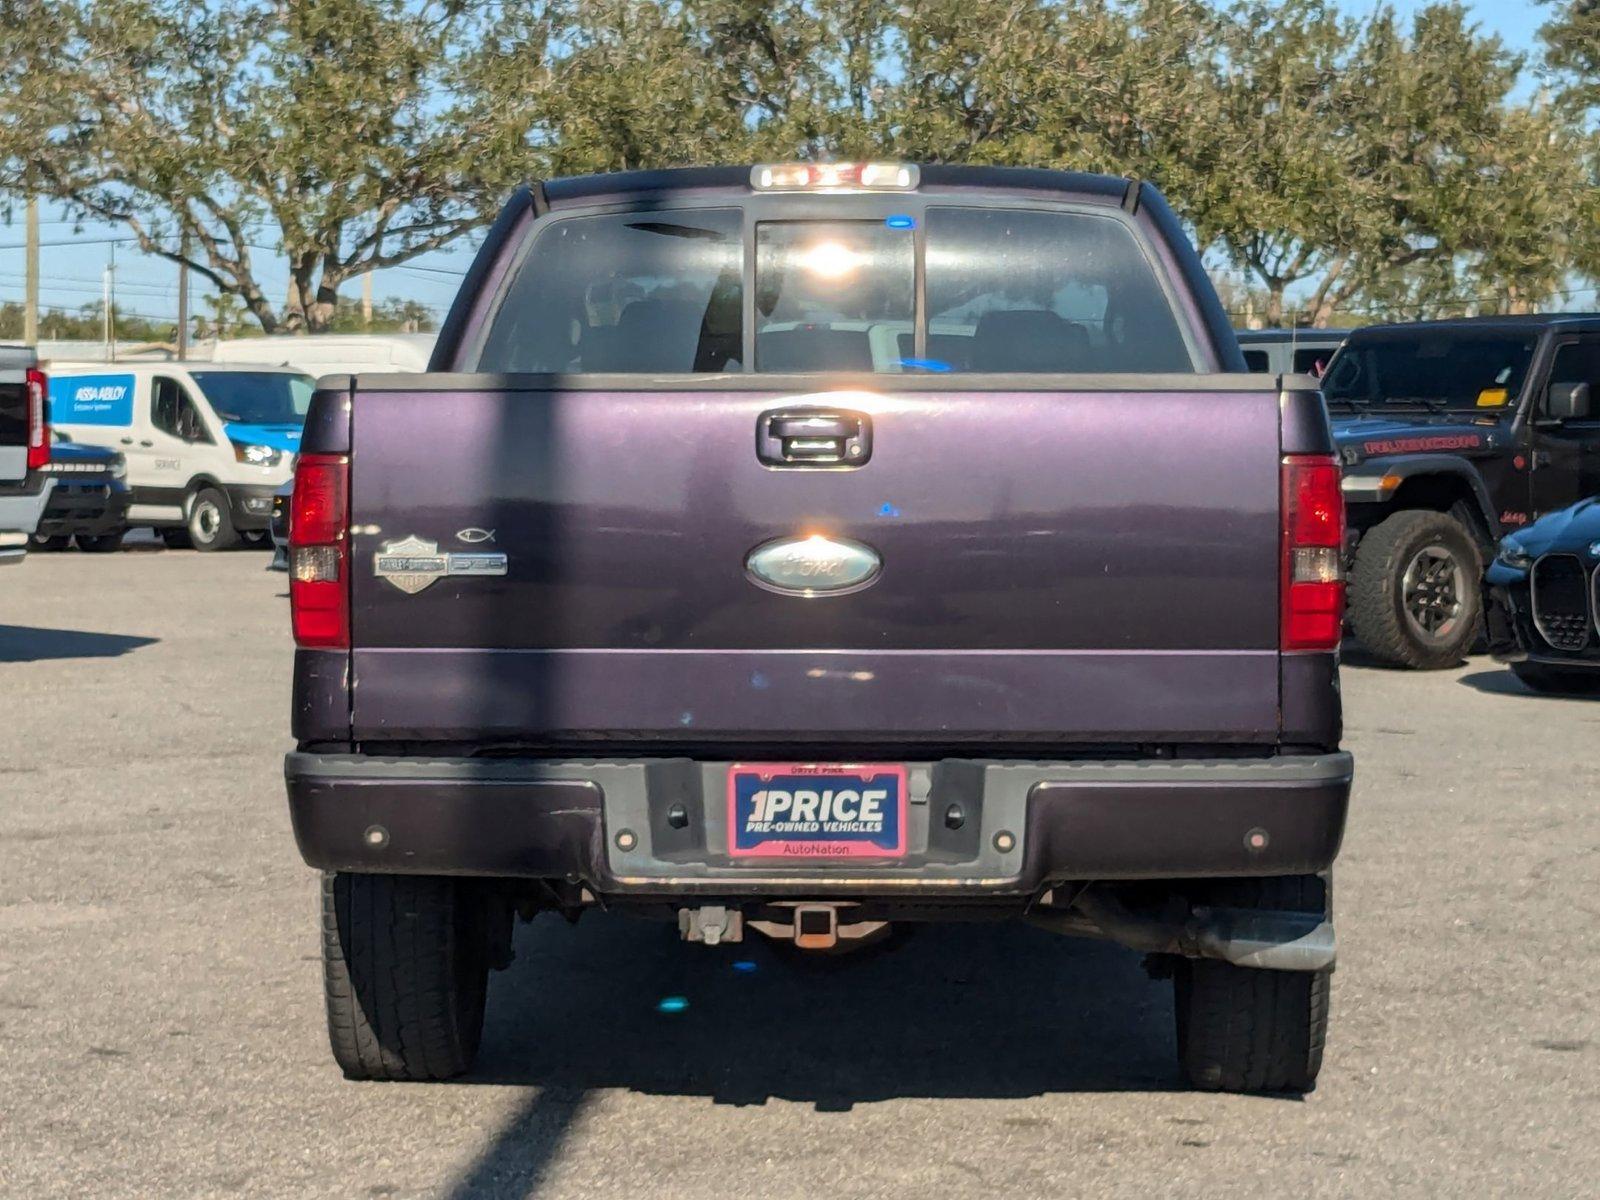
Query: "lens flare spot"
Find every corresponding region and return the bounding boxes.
[799,241,860,279]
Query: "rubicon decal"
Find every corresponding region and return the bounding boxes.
[727,764,907,858]
[1361,434,1482,455]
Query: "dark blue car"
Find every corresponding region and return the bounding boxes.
[1485,495,1600,694]
[30,438,131,552]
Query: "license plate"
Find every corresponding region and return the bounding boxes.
[727,763,908,859]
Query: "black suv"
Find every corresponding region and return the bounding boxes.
[1322,316,1600,668]
[31,437,131,552]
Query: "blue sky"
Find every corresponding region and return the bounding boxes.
[0,0,1559,334]
[1367,0,1540,50]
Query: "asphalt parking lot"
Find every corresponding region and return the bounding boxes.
[2,549,1598,1199]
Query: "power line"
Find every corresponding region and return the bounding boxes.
[7,271,169,287]
[0,236,140,250]
[396,263,468,278]
[0,272,178,295]
[0,281,177,302]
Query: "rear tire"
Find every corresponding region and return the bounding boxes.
[1173,874,1330,1094]
[187,487,239,551]
[1511,661,1600,696]
[75,530,125,553]
[321,873,490,1082]
[28,534,71,551]
[1349,509,1482,669]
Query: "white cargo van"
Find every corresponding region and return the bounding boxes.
[47,363,313,550]
[209,333,435,375]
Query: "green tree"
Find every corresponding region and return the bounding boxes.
[1541,0,1600,283]
[5,0,1588,333]
[1542,0,1600,109]
[1334,6,1579,317]
[1192,2,1575,324]
[0,0,557,332]
[533,0,896,172]
[201,291,245,341]
[324,296,438,333]
[1184,0,1353,325]
[881,0,1220,177]
[0,299,173,342]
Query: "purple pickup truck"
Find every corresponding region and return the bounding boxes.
[284,163,1353,1093]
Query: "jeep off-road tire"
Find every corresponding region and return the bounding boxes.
[1511,661,1600,696]
[321,873,490,1082]
[1349,509,1482,669]
[1174,874,1330,1094]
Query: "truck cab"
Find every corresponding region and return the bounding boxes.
[1322,316,1600,668]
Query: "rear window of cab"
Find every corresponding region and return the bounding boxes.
[474,206,1194,374]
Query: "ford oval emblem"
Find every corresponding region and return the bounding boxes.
[746,534,881,596]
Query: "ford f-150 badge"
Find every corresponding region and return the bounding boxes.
[746,534,881,596]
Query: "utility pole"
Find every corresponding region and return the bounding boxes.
[104,241,117,362]
[361,270,373,327]
[23,197,39,346]
[177,232,189,361]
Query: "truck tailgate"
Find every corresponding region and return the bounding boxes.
[0,367,30,484]
[346,382,1282,745]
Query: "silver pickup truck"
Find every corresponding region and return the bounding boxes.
[0,345,52,565]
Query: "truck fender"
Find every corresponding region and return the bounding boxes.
[1340,454,1499,541]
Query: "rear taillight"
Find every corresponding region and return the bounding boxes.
[25,368,49,470]
[1281,454,1345,652]
[290,453,349,649]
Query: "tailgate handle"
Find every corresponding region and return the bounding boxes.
[757,408,871,467]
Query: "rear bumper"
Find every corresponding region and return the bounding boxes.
[0,474,53,539]
[285,750,1353,897]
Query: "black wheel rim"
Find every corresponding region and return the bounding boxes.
[1401,543,1464,643]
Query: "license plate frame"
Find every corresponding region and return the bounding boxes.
[726,763,909,860]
